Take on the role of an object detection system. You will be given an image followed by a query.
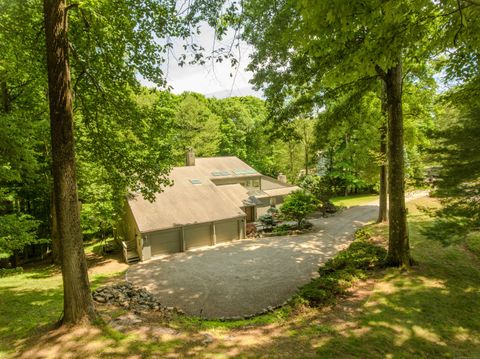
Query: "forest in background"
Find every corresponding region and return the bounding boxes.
[0,82,438,266]
[0,0,478,329]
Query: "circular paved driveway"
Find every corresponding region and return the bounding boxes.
[127,203,384,319]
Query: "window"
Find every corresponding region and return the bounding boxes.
[246,178,260,189]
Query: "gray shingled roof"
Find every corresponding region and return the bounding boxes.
[128,165,245,233]
[127,157,297,233]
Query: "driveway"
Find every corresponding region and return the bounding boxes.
[126,192,427,319]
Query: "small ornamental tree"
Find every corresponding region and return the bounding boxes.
[259,214,276,231]
[280,190,318,228]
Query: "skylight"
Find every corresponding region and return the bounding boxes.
[233,168,257,175]
[189,179,202,184]
[211,171,231,176]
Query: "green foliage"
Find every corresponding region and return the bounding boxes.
[0,214,43,257]
[466,232,480,258]
[173,93,221,158]
[271,223,295,236]
[299,175,332,201]
[425,79,480,242]
[0,267,23,278]
[325,239,387,272]
[280,190,318,227]
[296,236,386,307]
[259,214,276,230]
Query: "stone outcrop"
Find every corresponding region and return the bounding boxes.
[92,282,164,313]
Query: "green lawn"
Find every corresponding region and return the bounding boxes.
[0,266,123,357]
[1,197,479,358]
[311,199,480,358]
[331,193,379,207]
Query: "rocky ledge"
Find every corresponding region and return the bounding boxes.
[93,282,173,313]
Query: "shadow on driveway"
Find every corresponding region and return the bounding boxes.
[127,205,380,319]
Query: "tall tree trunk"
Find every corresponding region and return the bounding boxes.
[303,122,309,176]
[43,0,96,324]
[377,83,388,223]
[384,60,410,267]
[50,191,62,265]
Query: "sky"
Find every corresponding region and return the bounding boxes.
[140,26,262,99]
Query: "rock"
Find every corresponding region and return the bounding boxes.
[202,333,214,345]
[92,282,163,313]
[94,295,107,303]
[110,313,142,329]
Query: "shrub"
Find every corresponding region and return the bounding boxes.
[324,241,386,271]
[0,267,24,278]
[280,190,319,228]
[259,214,276,231]
[246,223,257,237]
[272,224,291,236]
[295,235,386,307]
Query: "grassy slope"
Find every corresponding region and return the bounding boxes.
[1,196,479,358]
[331,194,379,208]
[312,198,480,358]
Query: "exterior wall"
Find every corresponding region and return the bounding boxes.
[255,195,286,219]
[256,204,271,218]
[212,175,261,188]
[119,204,135,242]
[119,203,143,260]
[260,176,287,190]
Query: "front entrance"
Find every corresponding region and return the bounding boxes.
[244,206,255,222]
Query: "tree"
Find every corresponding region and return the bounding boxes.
[241,0,445,266]
[43,0,96,323]
[41,0,208,324]
[173,93,221,159]
[0,214,41,267]
[280,190,318,228]
[427,78,480,241]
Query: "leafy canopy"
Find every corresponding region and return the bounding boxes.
[280,190,318,227]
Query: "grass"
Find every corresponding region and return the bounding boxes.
[1,196,479,358]
[331,193,379,207]
[311,199,480,358]
[295,235,387,307]
[83,237,117,255]
[0,265,124,357]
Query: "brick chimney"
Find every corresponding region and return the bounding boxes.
[277,173,287,183]
[186,147,195,166]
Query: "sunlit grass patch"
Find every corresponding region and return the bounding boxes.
[331,194,379,208]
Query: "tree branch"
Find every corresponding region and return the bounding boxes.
[66,3,79,12]
[454,0,465,46]
[375,65,387,81]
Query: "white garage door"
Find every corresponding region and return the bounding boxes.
[184,224,211,250]
[150,229,181,256]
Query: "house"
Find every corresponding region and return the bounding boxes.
[119,149,300,263]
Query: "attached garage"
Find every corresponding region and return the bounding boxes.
[215,219,240,244]
[149,229,181,256]
[184,224,212,250]
[122,157,297,262]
